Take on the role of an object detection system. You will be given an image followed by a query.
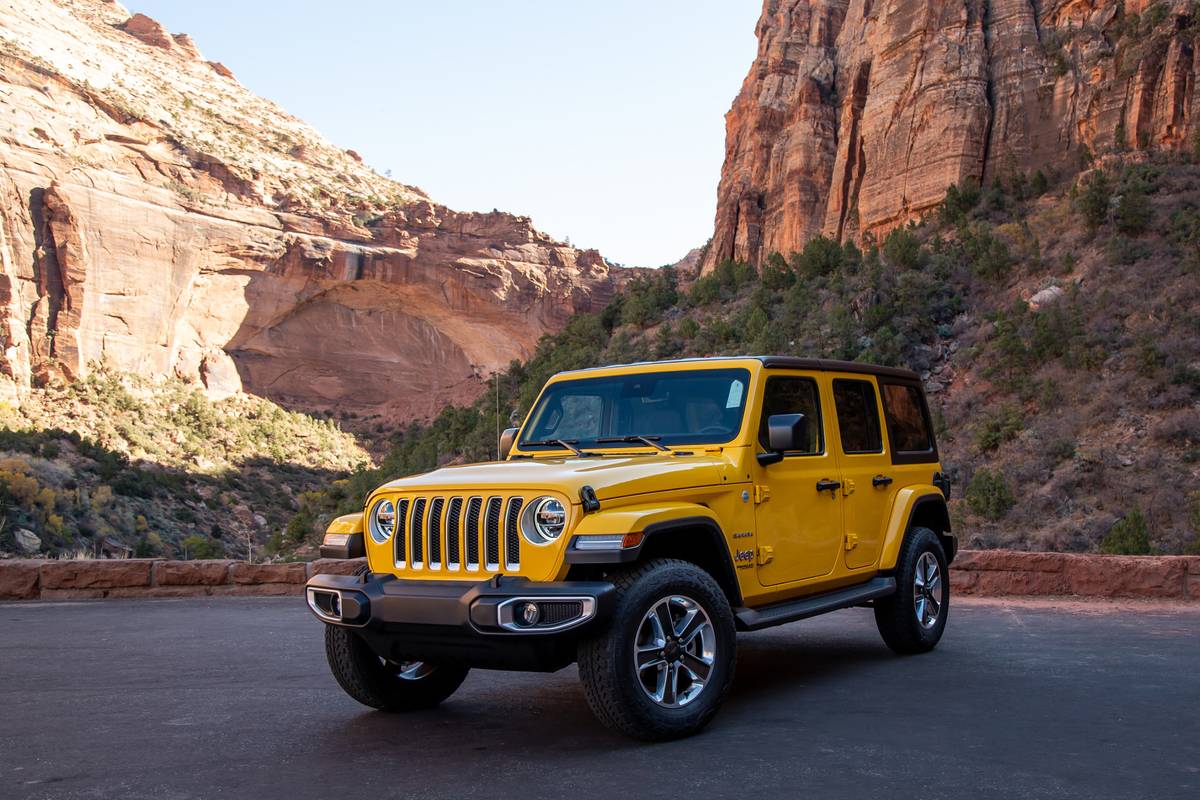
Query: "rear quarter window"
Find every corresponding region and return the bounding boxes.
[880,382,937,462]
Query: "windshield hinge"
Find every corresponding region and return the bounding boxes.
[757,545,774,565]
[844,532,859,551]
[753,485,770,504]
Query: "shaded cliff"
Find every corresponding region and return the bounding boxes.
[704,0,1198,270]
[0,0,617,421]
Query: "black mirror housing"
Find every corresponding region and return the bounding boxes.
[767,413,808,454]
[499,427,519,460]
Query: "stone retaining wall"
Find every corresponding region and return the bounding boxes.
[1,552,1199,602]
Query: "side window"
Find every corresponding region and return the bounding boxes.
[881,383,934,455]
[758,376,822,455]
[832,379,883,454]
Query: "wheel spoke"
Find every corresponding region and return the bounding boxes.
[661,662,679,706]
[654,602,675,642]
[681,651,712,681]
[915,596,926,623]
[914,568,926,589]
[637,644,666,670]
[677,608,706,644]
[927,573,941,595]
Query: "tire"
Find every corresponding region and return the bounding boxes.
[324,625,469,711]
[577,559,737,741]
[874,526,949,654]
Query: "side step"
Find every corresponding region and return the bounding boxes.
[734,576,897,632]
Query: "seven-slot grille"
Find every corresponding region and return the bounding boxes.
[392,494,523,572]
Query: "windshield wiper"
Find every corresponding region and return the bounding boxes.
[522,438,587,457]
[596,435,671,452]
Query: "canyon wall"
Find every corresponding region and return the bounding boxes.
[704,0,1198,270]
[0,0,617,421]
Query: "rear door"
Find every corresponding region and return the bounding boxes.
[830,376,896,570]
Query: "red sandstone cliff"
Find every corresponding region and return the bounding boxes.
[0,0,617,420]
[704,0,1197,270]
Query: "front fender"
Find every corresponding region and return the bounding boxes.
[879,486,950,570]
[320,513,366,560]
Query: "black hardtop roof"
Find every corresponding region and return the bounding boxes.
[559,356,921,383]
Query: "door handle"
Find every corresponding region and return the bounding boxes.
[872,475,894,488]
[816,479,842,494]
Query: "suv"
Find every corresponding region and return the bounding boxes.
[307,357,955,740]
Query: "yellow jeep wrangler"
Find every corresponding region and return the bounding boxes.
[307,357,955,740]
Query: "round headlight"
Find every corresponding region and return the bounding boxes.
[521,496,566,544]
[369,499,396,544]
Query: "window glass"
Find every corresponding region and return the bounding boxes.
[758,376,822,455]
[881,383,933,453]
[520,369,750,448]
[832,379,883,454]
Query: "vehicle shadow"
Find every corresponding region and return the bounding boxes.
[311,629,895,755]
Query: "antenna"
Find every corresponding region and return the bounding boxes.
[495,371,500,460]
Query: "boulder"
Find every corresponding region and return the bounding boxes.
[14,528,41,555]
[154,560,234,586]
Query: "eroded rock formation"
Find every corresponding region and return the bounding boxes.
[0,0,616,420]
[704,0,1199,270]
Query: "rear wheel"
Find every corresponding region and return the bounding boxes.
[577,559,736,741]
[324,625,468,711]
[874,526,949,654]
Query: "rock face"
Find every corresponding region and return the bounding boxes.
[0,0,616,420]
[704,0,1200,271]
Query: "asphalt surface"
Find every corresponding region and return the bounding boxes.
[2,597,1198,800]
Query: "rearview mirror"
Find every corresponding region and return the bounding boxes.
[759,413,808,466]
[499,427,519,460]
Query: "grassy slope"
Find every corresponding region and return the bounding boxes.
[292,154,1200,556]
[0,371,368,559]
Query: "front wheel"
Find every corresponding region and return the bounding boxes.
[577,559,737,741]
[874,526,949,654]
[324,625,469,711]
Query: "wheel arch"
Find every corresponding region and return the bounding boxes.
[879,487,955,570]
[566,512,743,607]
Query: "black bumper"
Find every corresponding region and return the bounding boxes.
[305,572,616,672]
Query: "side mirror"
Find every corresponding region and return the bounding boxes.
[759,413,808,466]
[498,427,519,460]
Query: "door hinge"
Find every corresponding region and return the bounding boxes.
[842,479,856,497]
[754,485,770,504]
[844,533,859,551]
[757,545,774,565]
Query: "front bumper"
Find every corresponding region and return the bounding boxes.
[305,572,616,672]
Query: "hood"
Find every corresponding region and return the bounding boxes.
[376,451,739,503]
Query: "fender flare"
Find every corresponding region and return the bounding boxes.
[565,507,742,606]
[878,487,954,570]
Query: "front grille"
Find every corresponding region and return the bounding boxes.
[389,493,521,573]
[484,496,503,569]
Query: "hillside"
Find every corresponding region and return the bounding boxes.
[289,153,1200,556]
[0,0,617,422]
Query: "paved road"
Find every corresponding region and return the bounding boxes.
[2,597,1197,800]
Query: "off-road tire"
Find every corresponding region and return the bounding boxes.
[577,559,737,741]
[324,625,469,711]
[874,526,949,654]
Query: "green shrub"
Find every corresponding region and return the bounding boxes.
[974,405,1024,452]
[1099,509,1151,555]
[940,178,982,225]
[965,469,1015,521]
[791,236,843,278]
[1113,185,1151,235]
[882,227,924,271]
[1076,170,1112,229]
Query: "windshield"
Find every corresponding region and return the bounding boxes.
[519,368,751,450]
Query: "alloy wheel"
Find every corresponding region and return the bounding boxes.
[633,595,716,708]
[913,551,942,629]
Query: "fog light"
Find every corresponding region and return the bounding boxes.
[520,601,540,626]
[329,592,342,619]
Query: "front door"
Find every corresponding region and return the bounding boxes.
[753,374,844,586]
[830,377,895,570]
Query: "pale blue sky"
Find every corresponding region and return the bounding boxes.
[131,1,761,267]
